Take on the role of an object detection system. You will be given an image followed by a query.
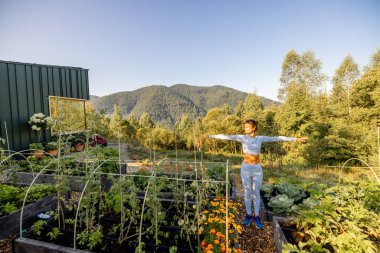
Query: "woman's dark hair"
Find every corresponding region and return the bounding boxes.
[244,119,258,131]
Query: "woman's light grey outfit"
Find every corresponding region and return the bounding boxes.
[209,134,296,216]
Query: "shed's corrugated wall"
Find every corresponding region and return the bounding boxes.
[0,60,89,151]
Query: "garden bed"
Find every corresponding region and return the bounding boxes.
[260,183,310,222]
[260,195,288,222]
[14,172,86,192]
[0,194,56,239]
[14,237,89,253]
[18,206,197,252]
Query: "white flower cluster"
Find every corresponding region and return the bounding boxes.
[28,113,54,131]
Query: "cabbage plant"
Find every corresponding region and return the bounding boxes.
[268,194,294,213]
[261,183,273,198]
[278,182,306,201]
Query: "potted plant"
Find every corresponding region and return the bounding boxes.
[63,135,75,154]
[29,143,44,158]
[90,134,108,147]
[28,113,55,143]
[46,142,59,157]
[74,138,85,152]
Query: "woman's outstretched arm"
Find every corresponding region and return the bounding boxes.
[259,136,308,143]
[207,134,243,142]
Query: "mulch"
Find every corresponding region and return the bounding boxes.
[0,235,15,253]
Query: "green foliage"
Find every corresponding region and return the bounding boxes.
[31,220,47,236]
[279,49,327,101]
[291,181,380,253]
[47,227,62,240]
[2,202,17,214]
[109,105,124,140]
[278,182,306,201]
[46,142,58,151]
[261,184,273,198]
[268,194,294,213]
[151,127,175,150]
[29,142,44,150]
[0,184,53,216]
[91,84,275,125]
[241,93,264,120]
[85,48,380,168]
[88,229,103,250]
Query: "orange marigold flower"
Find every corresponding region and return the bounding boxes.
[214,239,220,245]
[211,201,218,206]
[198,229,202,235]
[207,244,213,250]
[210,229,216,235]
[220,246,226,253]
[201,241,207,248]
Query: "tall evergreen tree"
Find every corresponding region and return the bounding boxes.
[242,93,264,120]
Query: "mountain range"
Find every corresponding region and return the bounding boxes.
[90,84,278,125]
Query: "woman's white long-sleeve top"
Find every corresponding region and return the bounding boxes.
[208,135,296,155]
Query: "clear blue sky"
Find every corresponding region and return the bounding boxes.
[0,0,379,101]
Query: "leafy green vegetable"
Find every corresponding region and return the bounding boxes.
[268,194,294,213]
[262,183,274,198]
[31,220,47,236]
[278,182,306,201]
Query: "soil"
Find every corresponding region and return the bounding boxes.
[0,236,14,253]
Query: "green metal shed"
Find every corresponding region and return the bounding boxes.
[0,60,89,151]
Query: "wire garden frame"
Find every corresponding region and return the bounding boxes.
[3,145,237,252]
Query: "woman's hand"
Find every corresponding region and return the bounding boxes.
[297,137,308,143]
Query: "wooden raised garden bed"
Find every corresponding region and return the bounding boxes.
[14,172,86,192]
[14,237,90,253]
[0,194,56,239]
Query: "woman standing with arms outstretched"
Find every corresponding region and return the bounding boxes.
[207,119,307,229]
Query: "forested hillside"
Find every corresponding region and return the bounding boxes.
[86,48,380,167]
[90,84,278,125]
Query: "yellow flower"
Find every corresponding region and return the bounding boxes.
[211,201,218,206]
